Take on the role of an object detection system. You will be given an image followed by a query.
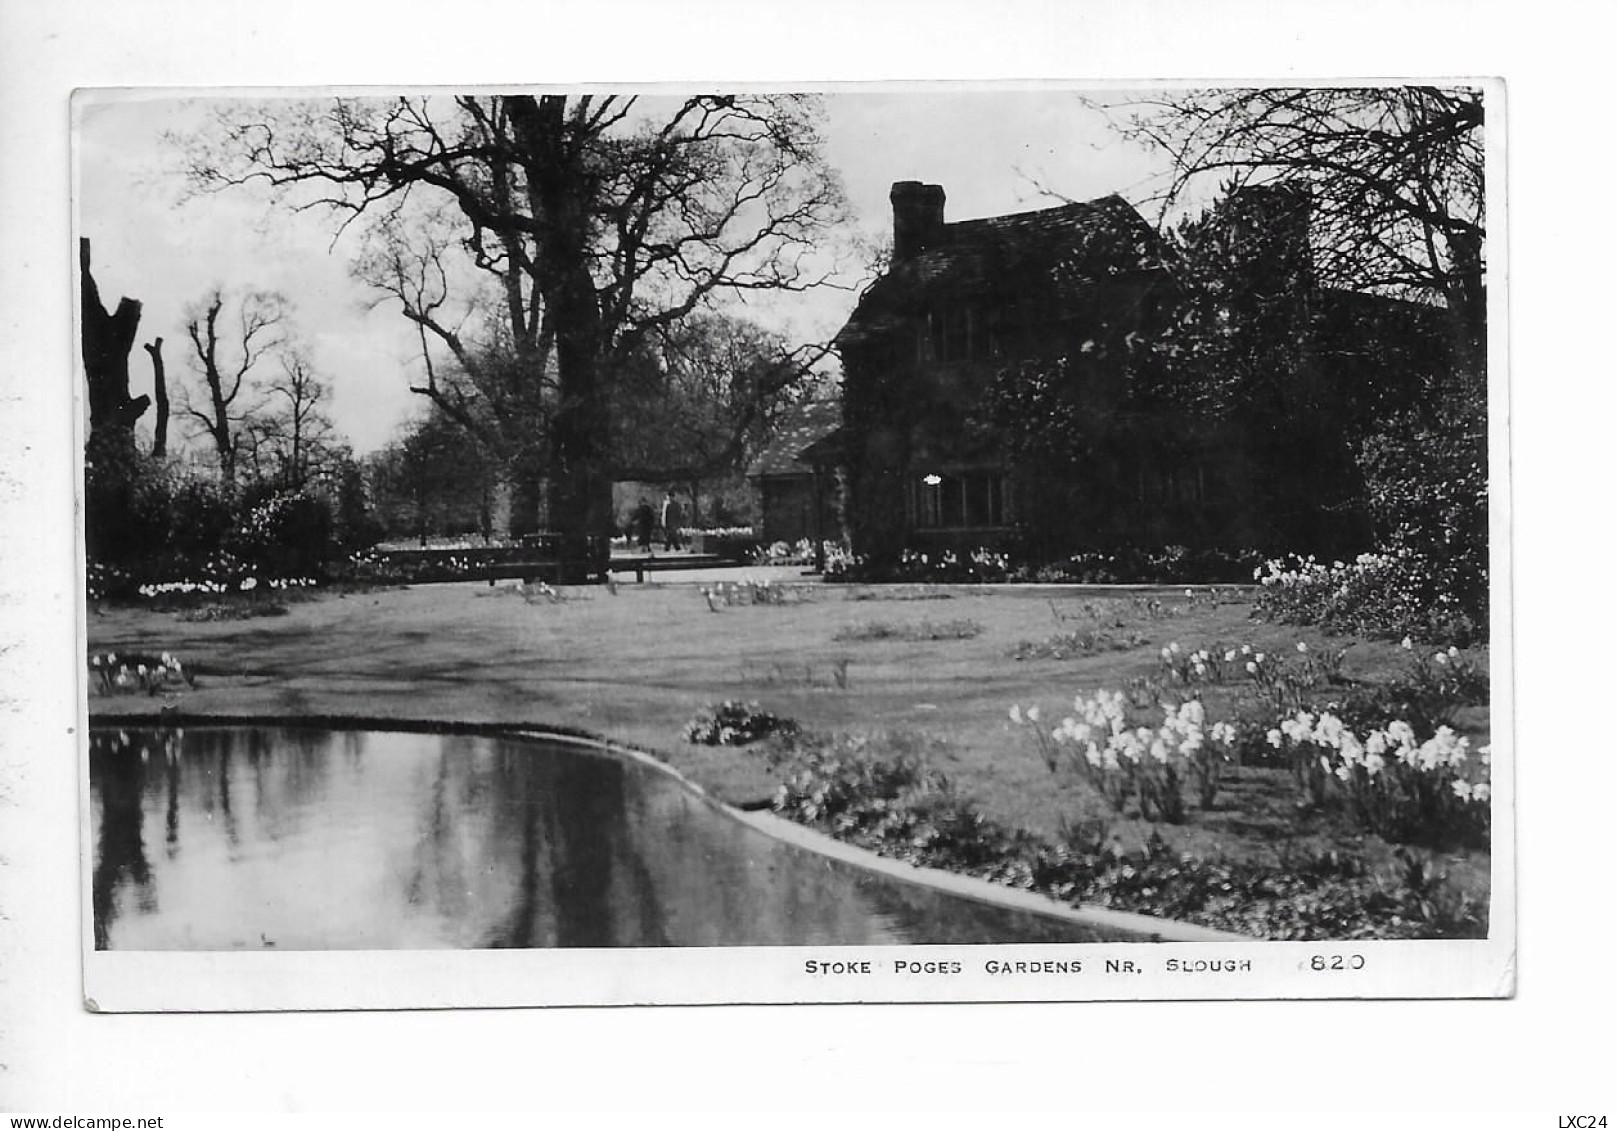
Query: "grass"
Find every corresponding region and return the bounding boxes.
[1009,627,1150,660]
[833,618,984,642]
[85,577,1492,926]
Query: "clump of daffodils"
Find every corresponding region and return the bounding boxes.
[136,575,315,598]
[88,651,192,696]
[1014,691,1239,821]
[1266,709,1490,844]
[1012,685,1491,848]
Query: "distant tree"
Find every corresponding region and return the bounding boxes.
[181,288,287,489]
[243,349,340,489]
[367,410,499,545]
[612,313,830,514]
[182,94,849,567]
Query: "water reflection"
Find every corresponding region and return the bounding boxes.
[90,726,1117,950]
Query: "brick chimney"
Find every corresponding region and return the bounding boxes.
[890,181,946,261]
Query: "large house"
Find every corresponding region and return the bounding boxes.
[830,180,1449,568]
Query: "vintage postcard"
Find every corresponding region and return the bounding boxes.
[74,81,1511,1011]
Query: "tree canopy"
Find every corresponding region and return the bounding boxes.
[182,94,850,558]
[1091,86,1485,380]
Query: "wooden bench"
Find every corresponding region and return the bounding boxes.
[608,554,729,583]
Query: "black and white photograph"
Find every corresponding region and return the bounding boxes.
[27,0,1617,1117]
[70,81,1509,1009]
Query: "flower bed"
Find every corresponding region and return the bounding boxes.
[683,701,800,746]
[763,730,1485,940]
[833,544,1268,586]
[88,651,194,696]
[1011,633,1491,853]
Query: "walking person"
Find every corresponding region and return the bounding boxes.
[660,490,683,552]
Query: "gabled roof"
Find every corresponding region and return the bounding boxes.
[836,194,1175,348]
[747,400,843,479]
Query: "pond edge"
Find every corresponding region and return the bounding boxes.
[87,710,1248,945]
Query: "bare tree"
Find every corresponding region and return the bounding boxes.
[180,94,849,564]
[1088,86,1485,379]
[142,337,169,459]
[181,288,286,488]
[244,349,339,489]
[352,201,549,520]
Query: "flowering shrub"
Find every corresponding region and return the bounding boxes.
[1265,711,1490,848]
[88,651,193,696]
[682,701,800,746]
[231,489,330,577]
[1254,550,1484,644]
[1355,410,1488,643]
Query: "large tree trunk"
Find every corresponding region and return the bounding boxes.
[1446,228,1487,387]
[509,96,614,580]
[508,451,547,538]
[80,239,149,464]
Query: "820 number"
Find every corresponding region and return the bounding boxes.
[1309,954,1366,971]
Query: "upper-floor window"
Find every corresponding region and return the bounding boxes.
[919,307,991,364]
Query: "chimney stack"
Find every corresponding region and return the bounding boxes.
[890,181,946,261]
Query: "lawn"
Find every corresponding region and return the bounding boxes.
[84,576,1492,935]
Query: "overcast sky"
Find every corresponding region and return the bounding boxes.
[74,88,1172,456]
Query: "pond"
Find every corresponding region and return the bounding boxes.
[89,725,1120,950]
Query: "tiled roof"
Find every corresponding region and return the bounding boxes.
[747,400,843,479]
[836,194,1174,346]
